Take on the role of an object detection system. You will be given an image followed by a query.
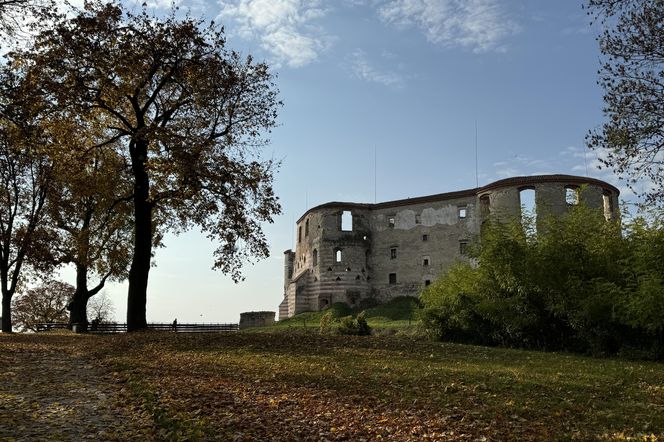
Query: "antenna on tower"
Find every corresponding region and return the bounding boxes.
[475,119,479,188]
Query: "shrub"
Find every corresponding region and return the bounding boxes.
[319,311,334,334]
[420,204,664,358]
[337,311,371,336]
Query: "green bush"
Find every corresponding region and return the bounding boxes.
[319,311,334,334]
[420,204,664,358]
[337,311,371,336]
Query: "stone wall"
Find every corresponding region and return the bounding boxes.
[278,174,620,320]
[239,311,275,329]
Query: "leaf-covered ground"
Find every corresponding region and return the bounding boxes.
[1,331,663,441]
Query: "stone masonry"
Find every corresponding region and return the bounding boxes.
[278,174,620,320]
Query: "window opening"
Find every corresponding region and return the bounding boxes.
[422,234,428,242]
[312,249,318,266]
[298,226,302,243]
[341,211,353,231]
[480,195,490,217]
[335,249,342,262]
[335,276,341,281]
[519,188,537,234]
[415,214,421,224]
[565,186,579,205]
[459,241,468,256]
[345,267,351,272]
[390,248,397,259]
[458,206,467,219]
[389,273,397,285]
[388,216,395,228]
[603,191,614,220]
[423,256,430,266]
[425,280,431,287]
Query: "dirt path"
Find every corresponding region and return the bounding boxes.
[0,335,154,441]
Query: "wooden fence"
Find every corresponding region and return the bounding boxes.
[36,322,239,333]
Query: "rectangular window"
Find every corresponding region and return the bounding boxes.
[458,206,467,219]
[422,234,428,242]
[415,214,421,224]
[341,211,353,231]
[390,248,397,259]
[425,280,431,287]
[423,256,429,266]
[388,216,395,228]
[389,273,397,285]
[459,241,468,256]
[298,226,302,243]
[566,187,579,205]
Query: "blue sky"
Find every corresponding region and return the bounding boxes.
[73,0,633,323]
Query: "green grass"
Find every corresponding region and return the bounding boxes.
[273,296,422,331]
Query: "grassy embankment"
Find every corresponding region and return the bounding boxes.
[272,296,422,332]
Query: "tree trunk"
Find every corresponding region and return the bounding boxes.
[127,139,152,331]
[1,292,11,333]
[68,263,89,328]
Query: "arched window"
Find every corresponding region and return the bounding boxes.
[519,188,536,235]
[334,248,342,263]
[312,249,318,266]
[479,195,490,217]
[603,190,614,220]
[305,219,309,236]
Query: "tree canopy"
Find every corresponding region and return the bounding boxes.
[11,2,282,330]
[586,0,664,206]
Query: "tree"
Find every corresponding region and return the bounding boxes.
[586,0,664,206]
[0,0,55,39]
[87,291,114,324]
[0,68,53,333]
[47,142,133,328]
[11,279,72,332]
[18,3,281,330]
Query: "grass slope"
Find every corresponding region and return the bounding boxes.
[1,332,662,441]
[275,296,421,330]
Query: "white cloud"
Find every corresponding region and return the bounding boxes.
[218,0,328,68]
[377,0,519,53]
[347,48,404,87]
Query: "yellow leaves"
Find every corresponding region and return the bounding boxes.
[2,332,664,440]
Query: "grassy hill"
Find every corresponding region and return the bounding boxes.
[2,331,662,440]
[273,296,421,330]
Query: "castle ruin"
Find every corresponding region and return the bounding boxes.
[278,174,619,320]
